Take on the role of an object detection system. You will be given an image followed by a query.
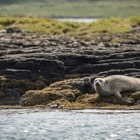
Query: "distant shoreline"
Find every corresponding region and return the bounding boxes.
[0,0,139,18]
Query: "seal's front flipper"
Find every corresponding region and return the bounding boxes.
[114,91,122,100]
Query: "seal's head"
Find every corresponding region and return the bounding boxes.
[83,77,91,85]
[94,78,112,96]
[94,78,105,91]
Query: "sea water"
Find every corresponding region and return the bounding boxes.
[0,109,140,140]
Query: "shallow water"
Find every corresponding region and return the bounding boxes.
[0,109,140,140]
[55,18,98,23]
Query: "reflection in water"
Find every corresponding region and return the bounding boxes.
[0,109,140,140]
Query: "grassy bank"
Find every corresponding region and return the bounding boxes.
[0,16,140,38]
[0,0,140,18]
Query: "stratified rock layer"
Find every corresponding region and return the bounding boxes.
[0,27,140,106]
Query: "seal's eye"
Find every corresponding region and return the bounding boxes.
[94,79,97,83]
[99,79,103,83]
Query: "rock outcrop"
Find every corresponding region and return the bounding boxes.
[20,78,140,109]
[0,27,140,107]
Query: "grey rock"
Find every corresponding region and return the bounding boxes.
[0,27,140,105]
[135,100,140,105]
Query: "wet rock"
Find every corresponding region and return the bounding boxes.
[0,77,46,105]
[6,27,23,33]
[135,100,140,105]
[0,88,21,105]
[49,103,60,108]
[98,42,104,47]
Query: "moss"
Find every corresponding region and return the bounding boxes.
[88,18,131,33]
[0,17,16,26]
[0,16,139,38]
[130,16,140,26]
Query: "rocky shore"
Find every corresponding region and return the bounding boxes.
[0,27,140,109]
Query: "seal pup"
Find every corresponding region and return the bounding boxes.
[94,75,140,99]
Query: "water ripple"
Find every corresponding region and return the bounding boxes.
[0,109,140,140]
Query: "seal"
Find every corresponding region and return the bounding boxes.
[94,75,140,99]
[81,77,94,94]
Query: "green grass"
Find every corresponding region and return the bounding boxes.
[0,16,140,38]
[0,0,140,18]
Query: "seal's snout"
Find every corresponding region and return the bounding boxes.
[95,81,100,86]
[94,78,103,85]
